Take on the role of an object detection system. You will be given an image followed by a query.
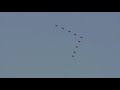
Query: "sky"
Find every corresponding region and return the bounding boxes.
[0,12,120,78]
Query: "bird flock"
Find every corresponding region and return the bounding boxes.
[55,24,83,59]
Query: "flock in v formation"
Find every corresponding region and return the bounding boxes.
[55,24,83,58]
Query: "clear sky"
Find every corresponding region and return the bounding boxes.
[0,12,120,78]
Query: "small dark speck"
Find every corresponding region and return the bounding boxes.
[80,36,83,39]
[68,30,71,32]
[72,55,74,58]
[61,27,64,30]
[78,40,81,43]
[55,25,58,27]
[76,46,78,48]
[73,51,76,53]
[74,33,77,36]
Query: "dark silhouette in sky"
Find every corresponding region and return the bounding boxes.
[61,27,64,30]
[74,33,77,36]
[68,30,71,33]
[80,36,83,39]
[55,24,84,60]
[55,25,58,27]
[75,46,78,48]
[73,51,76,53]
[78,40,81,43]
[72,55,74,58]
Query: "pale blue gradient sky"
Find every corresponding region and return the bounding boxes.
[0,12,120,78]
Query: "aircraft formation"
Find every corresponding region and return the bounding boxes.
[55,24,83,59]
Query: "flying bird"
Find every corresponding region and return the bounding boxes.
[68,30,71,33]
[72,55,74,58]
[54,24,84,59]
[55,25,58,27]
[80,36,83,39]
[61,27,64,30]
[75,46,78,48]
[73,51,76,53]
[78,40,81,43]
[74,33,77,36]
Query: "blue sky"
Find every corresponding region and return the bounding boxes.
[0,12,120,78]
